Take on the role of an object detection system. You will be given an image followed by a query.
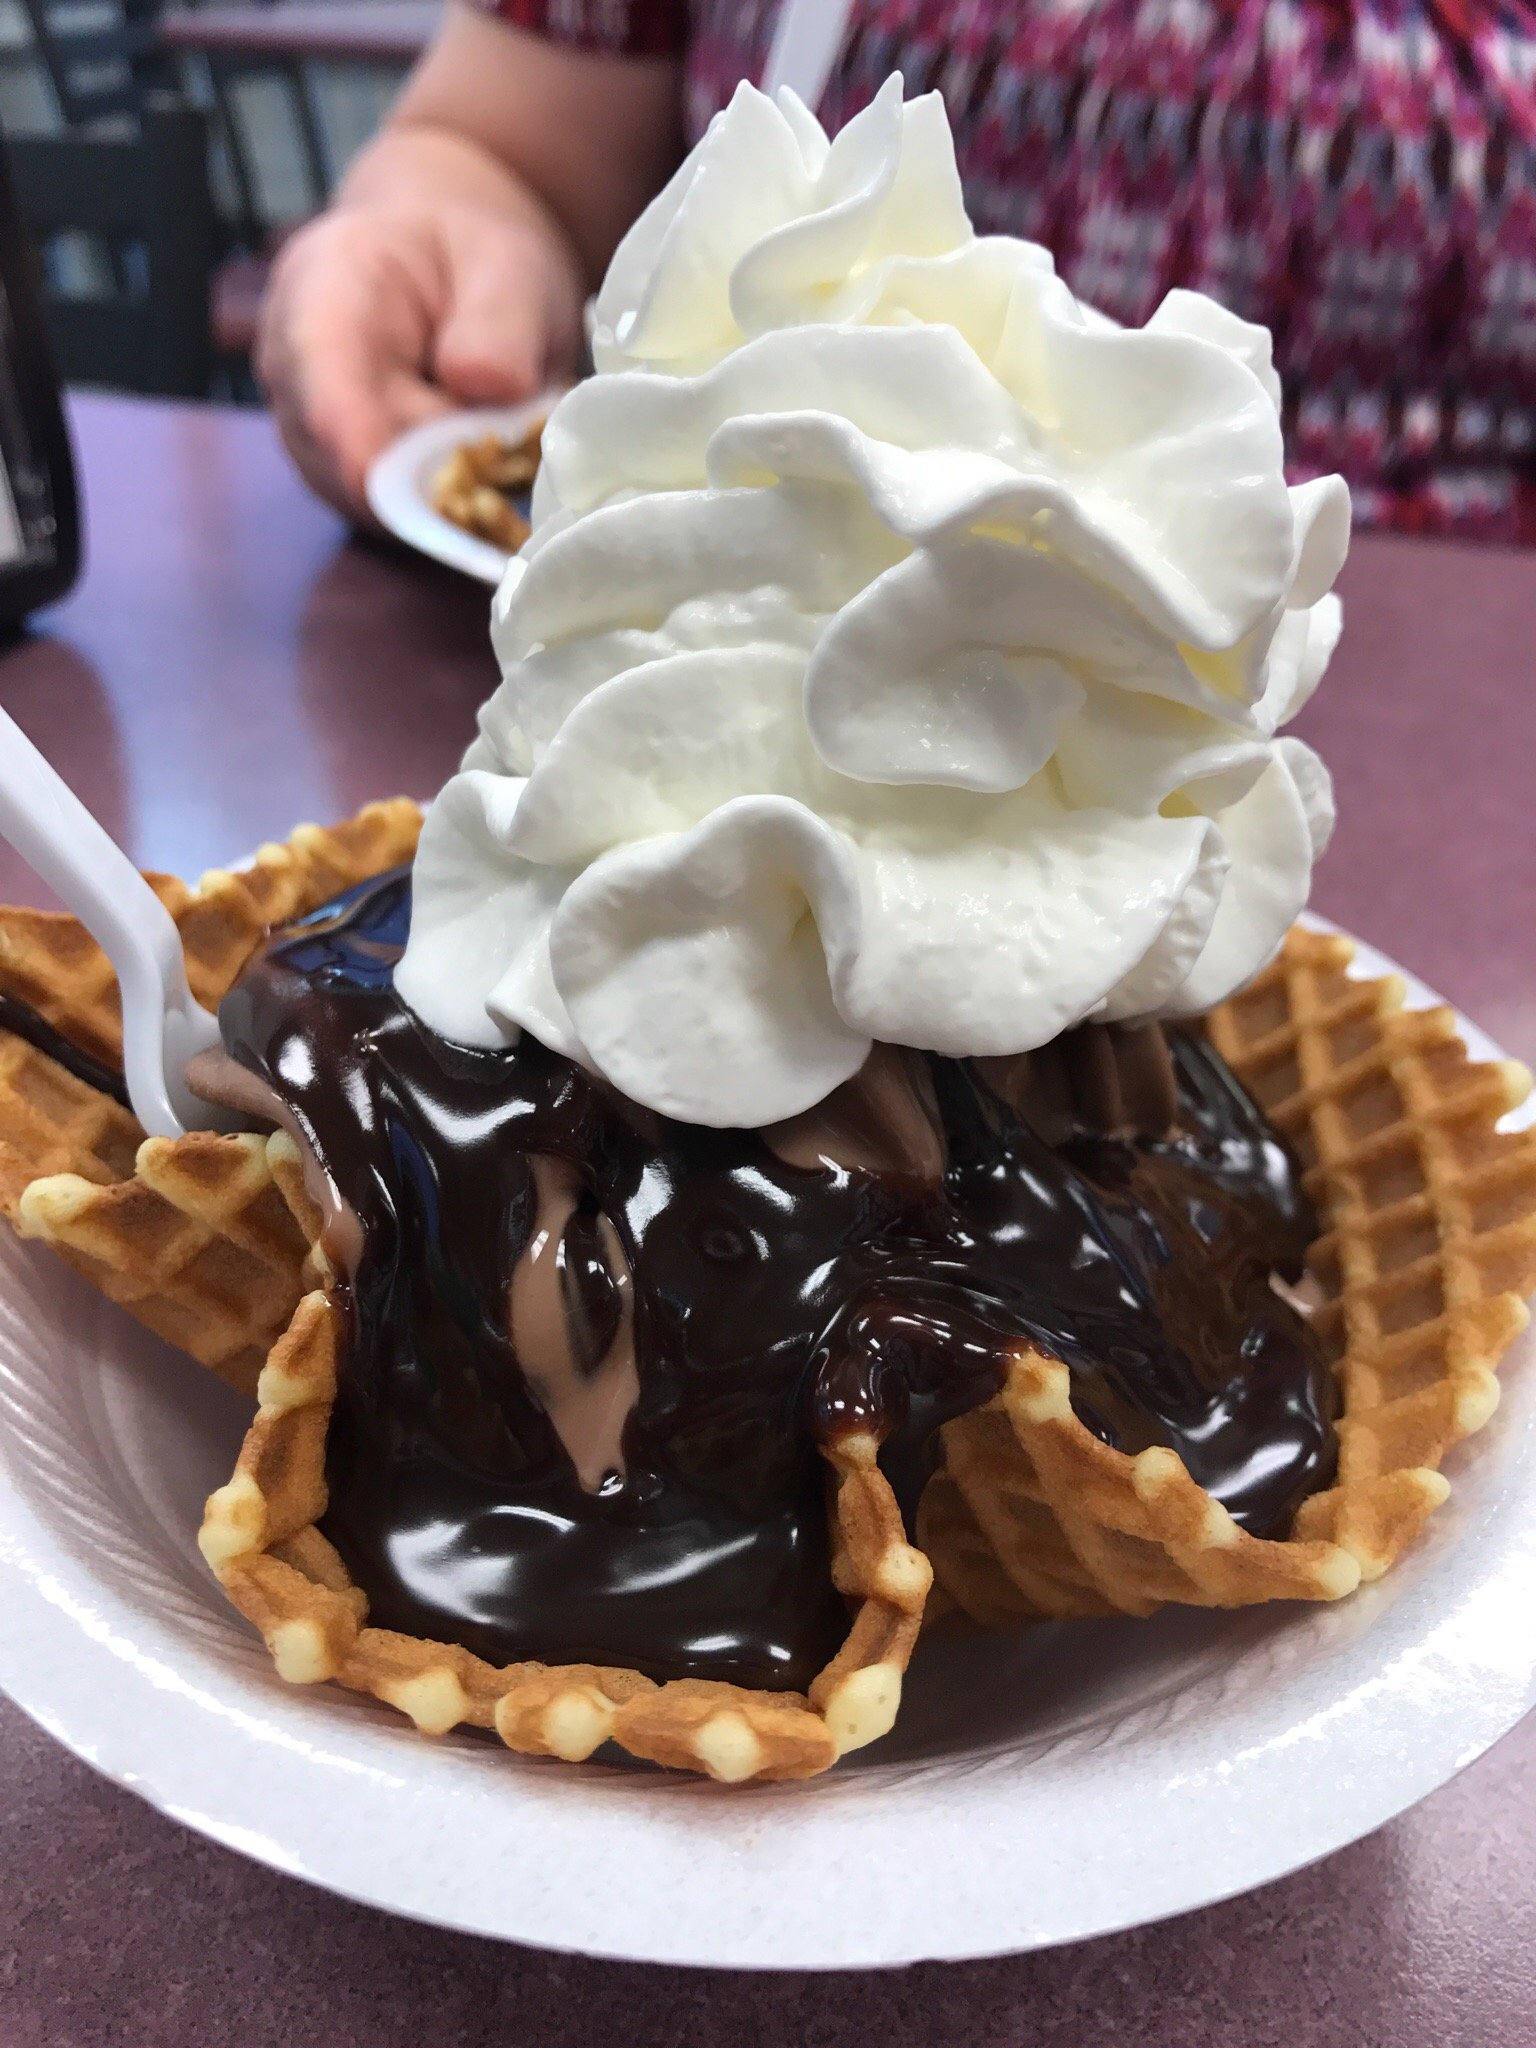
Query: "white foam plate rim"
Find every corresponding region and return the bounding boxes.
[0,920,1530,1967]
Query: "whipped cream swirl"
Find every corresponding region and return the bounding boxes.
[397,76,1350,1127]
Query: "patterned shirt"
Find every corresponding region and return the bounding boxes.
[486,0,1536,541]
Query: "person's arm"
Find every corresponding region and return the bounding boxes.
[258,4,683,514]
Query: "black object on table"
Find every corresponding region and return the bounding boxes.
[0,133,77,619]
[7,94,216,403]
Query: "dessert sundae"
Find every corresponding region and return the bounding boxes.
[1,79,1533,1782]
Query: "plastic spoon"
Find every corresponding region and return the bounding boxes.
[0,706,227,1137]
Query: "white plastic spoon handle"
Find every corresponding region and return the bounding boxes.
[0,708,222,1136]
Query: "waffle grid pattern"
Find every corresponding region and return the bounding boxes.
[2,808,1532,1771]
[0,802,421,1393]
[200,1278,932,1783]
[924,927,1536,1624]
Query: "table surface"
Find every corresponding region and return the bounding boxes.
[160,0,439,62]
[1,392,1534,2046]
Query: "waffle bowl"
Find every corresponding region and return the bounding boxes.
[0,801,421,1394]
[111,920,1536,1774]
[0,810,1532,1780]
[0,892,1532,1959]
[922,927,1536,1624]
[198,1281,931,1784]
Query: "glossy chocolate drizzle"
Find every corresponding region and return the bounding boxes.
[0,989,131,1109]
[210,867,1337,1694]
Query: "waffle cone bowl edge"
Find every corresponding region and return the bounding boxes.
[0,806,1532,1781]
[923,928,1536,1628]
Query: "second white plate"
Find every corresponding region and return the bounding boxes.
[366,395,563,585]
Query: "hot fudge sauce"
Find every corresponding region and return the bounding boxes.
[209,867,1337,1694]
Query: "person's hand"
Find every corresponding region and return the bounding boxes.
[257,197,585,519]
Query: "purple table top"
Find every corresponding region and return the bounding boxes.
[1,392,1534,2044]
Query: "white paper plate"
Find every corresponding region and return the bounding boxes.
[0,928,1532,1968]
[365,396,564,586]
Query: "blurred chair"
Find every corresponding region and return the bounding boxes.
[10,3,419,394]
[163,7,427,370]
[10,0,280,393]
[9,93,216,397]
[17,0,175,129]
[195,44,328,374]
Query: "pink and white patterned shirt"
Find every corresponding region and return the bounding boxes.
[486,0,1536,542]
